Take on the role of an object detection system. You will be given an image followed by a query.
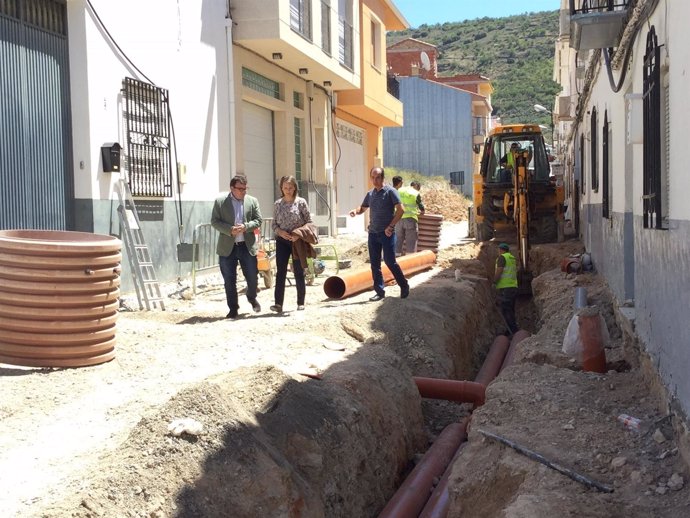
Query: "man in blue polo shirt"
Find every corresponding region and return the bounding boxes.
[349,167,410,301]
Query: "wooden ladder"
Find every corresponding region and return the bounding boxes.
[116,180,165,310]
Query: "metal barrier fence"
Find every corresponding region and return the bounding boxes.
[191,223,218,295]
[190,220,277,295]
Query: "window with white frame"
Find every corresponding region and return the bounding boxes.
[370,18,381,70]
[290,0,312,41]
[321,0,331,55]
[338,0,353,70]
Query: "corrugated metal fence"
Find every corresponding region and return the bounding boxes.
[0,0,73,230]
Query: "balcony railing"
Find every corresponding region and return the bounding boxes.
[387,75,399,99]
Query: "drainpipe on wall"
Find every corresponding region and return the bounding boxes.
[323,86,336,236]
[225,2,237,177]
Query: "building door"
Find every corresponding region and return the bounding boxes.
[335,120,366,234]
[0,0,73,230]
[242,101,276,217]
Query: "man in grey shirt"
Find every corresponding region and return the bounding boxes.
[349,167,410,301]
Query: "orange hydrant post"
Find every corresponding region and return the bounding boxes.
[578,309,607,373]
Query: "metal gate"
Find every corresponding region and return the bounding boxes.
[0,0,73,230]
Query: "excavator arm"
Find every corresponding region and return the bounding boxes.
[514,151,533,294]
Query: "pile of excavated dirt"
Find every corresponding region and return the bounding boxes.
[1,226,688,517]
[422,188,472,222]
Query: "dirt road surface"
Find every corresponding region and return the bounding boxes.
[1,222,688,517]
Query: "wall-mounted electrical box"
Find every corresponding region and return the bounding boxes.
[101,143,121,173]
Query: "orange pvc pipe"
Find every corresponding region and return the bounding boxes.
[419,330,531,518]
[414,377,486,407]
[578,312,607,373]
[501,330,531,371]
[473,335,510,388]
[418,441,469,518]
[323,250,436,299]
[377,420,469,518]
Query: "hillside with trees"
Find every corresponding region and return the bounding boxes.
[388,10,562,127]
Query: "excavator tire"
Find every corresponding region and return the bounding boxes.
[530,216,558,244]
[476,220,494,242]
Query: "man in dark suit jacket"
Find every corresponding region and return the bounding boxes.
[211,175,263,319]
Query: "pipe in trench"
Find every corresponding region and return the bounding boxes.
[501,330,531,371]
[418,443,468,518]
[413,377,486,407]
[473,335,510,388]
[377,419,469,518]
[417,331,531,518]
[574,287,588,309]
[379,334,513,518]
[323,250,436,299]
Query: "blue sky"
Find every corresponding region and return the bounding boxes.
[393,0,561,28]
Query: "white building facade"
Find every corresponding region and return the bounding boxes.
[556,0,690,419]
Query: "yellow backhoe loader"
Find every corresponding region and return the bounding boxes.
[472,124,564,292]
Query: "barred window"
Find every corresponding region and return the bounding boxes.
[122,78,173,197]
[580,134,585,195]
[590,107,598,192]
[602,110,610,218]
[642,26,667,229]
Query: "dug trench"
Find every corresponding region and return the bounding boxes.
[17,237,690,517]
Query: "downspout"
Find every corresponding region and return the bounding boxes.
[325,89,336,236]
[225,1,237,177]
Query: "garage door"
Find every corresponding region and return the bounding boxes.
[335,120,366,234]
[0,0,73,230]
[242,102,275,217]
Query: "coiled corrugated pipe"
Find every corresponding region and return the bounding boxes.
[417,213,443,253]
[0,230,121,367]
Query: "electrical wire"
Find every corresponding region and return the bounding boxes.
[307,84,334,223]
[85,0,184,243]
[602,0,661,93]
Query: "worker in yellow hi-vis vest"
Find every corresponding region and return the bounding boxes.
[392,176,425,256]
[494,242,519,335]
